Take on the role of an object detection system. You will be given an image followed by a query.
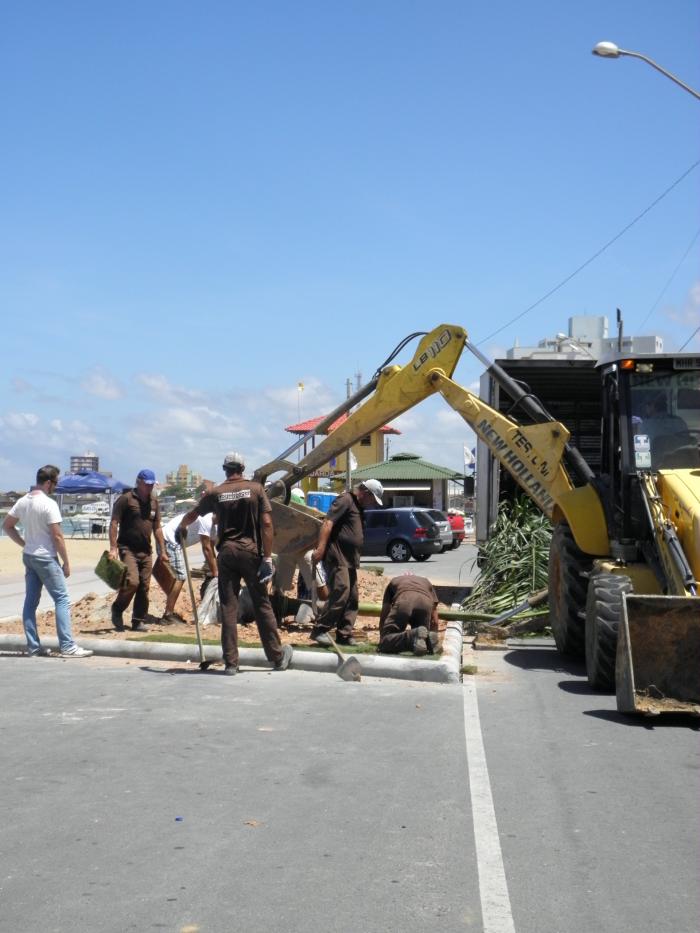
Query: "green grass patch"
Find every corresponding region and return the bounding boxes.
[461,664,478,675]
[130,632,442,659]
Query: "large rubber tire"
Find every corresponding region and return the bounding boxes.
[585,572,633,691]
[387,539,411,562]
[548,523,591,658]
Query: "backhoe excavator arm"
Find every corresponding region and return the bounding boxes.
[428,371,609,556]
[254,325,468,492]
[258,322,609,557]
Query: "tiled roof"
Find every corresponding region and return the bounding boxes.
[351,452,462,481]
[285,414,401,435]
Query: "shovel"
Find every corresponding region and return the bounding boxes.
[486,588,549,626]
[325,631,362,682]
[181,538,215,671]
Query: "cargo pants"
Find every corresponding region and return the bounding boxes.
[218,540,284,669]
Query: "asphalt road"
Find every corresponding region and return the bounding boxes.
[1,649,698,933]
[360,539,479,588]
[2,539,698,932]
[0,567,111,620]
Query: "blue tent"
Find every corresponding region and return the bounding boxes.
[55,471,131,537]
[55,471,130,495]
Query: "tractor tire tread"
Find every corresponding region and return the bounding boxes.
[548,523,591,659]
[585,572,633,691]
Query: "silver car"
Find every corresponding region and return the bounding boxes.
[423,509,453,552]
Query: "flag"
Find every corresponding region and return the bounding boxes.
[349,451,358,471]
[464,445,476,474]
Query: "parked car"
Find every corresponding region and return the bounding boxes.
[446,510,465,549]
[422,509,453,552]
[362,508,443,562]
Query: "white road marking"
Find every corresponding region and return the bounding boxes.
[463,679,516,933]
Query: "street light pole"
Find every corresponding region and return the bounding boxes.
[592,41,700,101]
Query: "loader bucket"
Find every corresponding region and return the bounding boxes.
[271,500,323,554]
[616,594,700,716]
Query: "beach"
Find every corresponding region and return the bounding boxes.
[0,536,108,577]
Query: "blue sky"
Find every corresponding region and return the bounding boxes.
[2,0,699,489]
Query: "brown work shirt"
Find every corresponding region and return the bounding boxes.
[382,574,438,609]
[196,477,271,553]
[325,491,364,568]
[112,490,161,553]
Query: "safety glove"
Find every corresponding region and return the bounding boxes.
[257,557,275,583]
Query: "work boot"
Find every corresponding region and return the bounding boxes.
[311,629,332,647]
[111,607,125,632]
[131,619,149,632]
[161,611,183,625]
[273,644,293,671]
[427,631,440,654]
[336,634,358,647]
[412,626,429,656]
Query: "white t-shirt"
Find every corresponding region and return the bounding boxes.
[163,513,214,548]
[9,490,62,558]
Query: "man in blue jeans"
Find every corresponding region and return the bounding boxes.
[3,464,93,658]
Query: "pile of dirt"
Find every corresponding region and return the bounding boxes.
[2,569,448,649]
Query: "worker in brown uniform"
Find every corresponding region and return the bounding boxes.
[109,468,168,632]
[378,573,440,655]
[310,479,384,647]
[176,452,293,676]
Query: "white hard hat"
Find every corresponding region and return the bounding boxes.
[360,478,384,506]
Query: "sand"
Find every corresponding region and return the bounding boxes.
[0,537,446,650]
[0,536,109,576]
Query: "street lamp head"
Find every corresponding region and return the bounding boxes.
[592,41,621,58]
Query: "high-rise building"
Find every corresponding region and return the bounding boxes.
[70,452,99,474]
[165,465,202,490]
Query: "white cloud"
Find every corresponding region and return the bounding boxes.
[162,405,245,438]
[136,373,205,404]
[1,411,40,430]
[81,369,124,400]
[435,408,465,427]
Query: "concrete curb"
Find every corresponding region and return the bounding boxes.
[0,628,464,684]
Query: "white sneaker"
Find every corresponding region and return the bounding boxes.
[28,647,52,657]
[60,645,93,658]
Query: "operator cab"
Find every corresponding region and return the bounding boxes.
[598,352,700,473]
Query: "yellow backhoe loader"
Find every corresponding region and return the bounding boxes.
[254,324,700,715]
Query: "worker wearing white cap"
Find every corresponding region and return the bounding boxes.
[310,478,383,647]
[176,452,293,676]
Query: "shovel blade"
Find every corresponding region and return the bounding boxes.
[617,594,700,715]
[337,656,362,682]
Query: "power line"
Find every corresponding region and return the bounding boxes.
[636,225,700,331]
[476,158,700,345]
[679,324,700,351]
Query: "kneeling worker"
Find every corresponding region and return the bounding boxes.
[379,573,440,656]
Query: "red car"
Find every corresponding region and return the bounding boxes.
[446,510,465,549]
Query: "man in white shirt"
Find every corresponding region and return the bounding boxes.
[160,512,217,623]
[2,464,93,657]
